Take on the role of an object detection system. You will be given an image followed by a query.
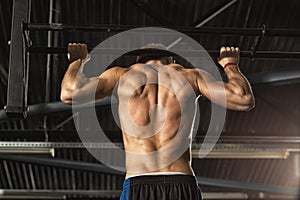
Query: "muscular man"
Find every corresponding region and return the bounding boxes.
[61,43,255,200]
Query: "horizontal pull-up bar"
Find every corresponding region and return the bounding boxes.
[23,23,300,37]
[27,46,300,59]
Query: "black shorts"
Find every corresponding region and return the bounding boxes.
[120,174,202,200]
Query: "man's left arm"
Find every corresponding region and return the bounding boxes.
[195,46,255,111]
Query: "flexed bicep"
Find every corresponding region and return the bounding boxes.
[195,69,254,111]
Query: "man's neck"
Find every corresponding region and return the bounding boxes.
[145,60,164,65]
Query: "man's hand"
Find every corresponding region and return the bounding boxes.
[218,46,240,68]
[67,43,89,63]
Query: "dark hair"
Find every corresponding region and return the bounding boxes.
[136,54,173,64]
[136,43,174,64]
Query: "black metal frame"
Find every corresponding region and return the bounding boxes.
[23,23,300,37]
[5,0,29,119]
[23,22,300,59]
[27,46,300,59]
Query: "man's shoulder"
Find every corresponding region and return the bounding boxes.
[167,64,198,77]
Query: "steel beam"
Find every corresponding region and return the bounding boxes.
[0,64,8,87]
[5,0,29,118]
[0,141,298,152]
[0,95,111,119]
[247,69,300,86]
[0,131,299,144]
[23,23,300,37]
[195,0,239,27]
[0,154,125,175]
[26,46,300,59]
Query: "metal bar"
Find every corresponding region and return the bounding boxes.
[0,95,111,119]
[0,142,298,153]
[195,0,239,27]
[0,154,125,175]
[194,150,290,159]
[23,23,300,37]
[0,131,299,143]
[239,0,253,46]
[197,177,300,196]
[196,136,300,143]
[0,64,8,87]
[248,69,300,85]
[27,46,300,59]
[5,0,29,118]
[43,0,54,142]
[0,148,54,157]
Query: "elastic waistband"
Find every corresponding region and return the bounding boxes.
[125,174,197,186]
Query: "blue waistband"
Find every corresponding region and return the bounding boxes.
[122,177,131,189]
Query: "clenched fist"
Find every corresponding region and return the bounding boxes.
[218,46,240,68]
[67,43,89,63]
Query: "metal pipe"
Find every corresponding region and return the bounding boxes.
[0,95,111,119]
[195,0,239,27]
[0,148,55,157]
[194,150,290,159]
[23,23,300,37]
[0,154,125,175]
[43,0,54,142]
[27,46,300,59]
[247,68,300,85]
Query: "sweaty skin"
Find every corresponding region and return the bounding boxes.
[61,44,255,178]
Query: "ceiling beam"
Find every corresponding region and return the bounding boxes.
[0,64,8,87]
[23,23,300,37]
[195,0,239,27]
[0,154,125,175]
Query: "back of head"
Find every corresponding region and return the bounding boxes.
[141,43,168,50]
[136,43,174,64]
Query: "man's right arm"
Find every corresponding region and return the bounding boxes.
[195,46,255,111]
[60,43,128,104]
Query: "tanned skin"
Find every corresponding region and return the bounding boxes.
[61,44,255,178]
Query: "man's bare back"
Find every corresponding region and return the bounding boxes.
[61,43,255,180]
[118,62,200,178]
